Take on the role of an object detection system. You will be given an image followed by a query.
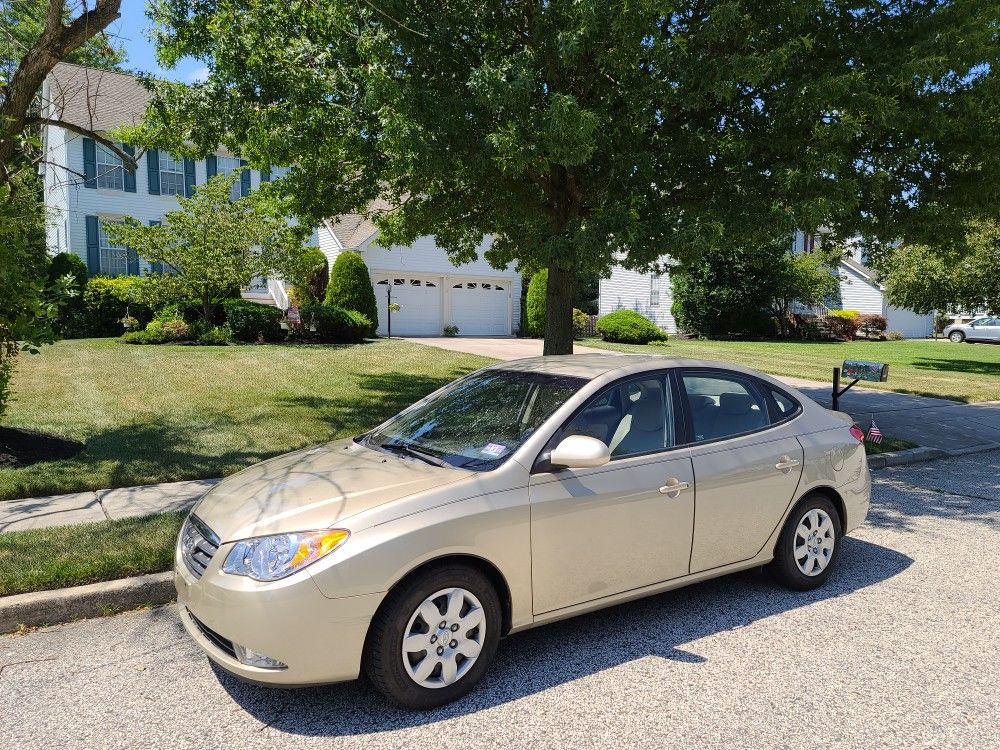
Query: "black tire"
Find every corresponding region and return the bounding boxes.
[364,563,501,709]
[949,331,965,343]
[768,494,842,591]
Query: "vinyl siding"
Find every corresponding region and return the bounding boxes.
[836,264,884,315]
[599,261,677,334]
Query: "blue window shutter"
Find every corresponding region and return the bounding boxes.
[260,166,271,183]
[122,144,136,192]
[184,157,196,197]
[206,154,217,178]
[239,160,251,197]
[147,148,160,195]
[83,138,97,188]
[85,215,100,272]
[149,220,163,274]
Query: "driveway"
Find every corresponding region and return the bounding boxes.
[3,451,998,749]
[402,336,609,359]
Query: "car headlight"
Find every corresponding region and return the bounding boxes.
[222,529,349,581]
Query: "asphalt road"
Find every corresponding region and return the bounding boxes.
[3,452,998,750]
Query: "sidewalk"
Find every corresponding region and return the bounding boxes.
[0,478,218,534]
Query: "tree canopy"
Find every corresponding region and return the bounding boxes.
[880,220,1000,315]
[139,0,1000,352]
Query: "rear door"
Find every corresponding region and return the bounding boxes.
[679,370,804,574]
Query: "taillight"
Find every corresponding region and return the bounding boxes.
[850,424,865,443]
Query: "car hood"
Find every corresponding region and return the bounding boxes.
[190,439,465,542]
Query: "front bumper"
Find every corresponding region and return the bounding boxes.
[175,562,384,686]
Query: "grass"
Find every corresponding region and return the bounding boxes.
[865,436,919,456]
[583,337,1000,403]
[0,511,185,597]
[1,338,492,501]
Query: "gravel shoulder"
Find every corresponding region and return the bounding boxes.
[2,452,998,750]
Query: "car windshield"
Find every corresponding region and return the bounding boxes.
[363,369,587,470]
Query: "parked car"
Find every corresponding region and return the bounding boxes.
[175,354,871,708]
[943,317,1000,343]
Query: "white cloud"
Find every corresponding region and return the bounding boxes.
[187,66,210,84]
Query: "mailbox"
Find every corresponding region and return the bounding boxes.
[841,360,889,383]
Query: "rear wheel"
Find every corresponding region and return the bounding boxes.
[365,564,501,709]
[769,495,842,591]
[949,330,966,343]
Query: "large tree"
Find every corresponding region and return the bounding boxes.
[139,0,1000,353]
[880,220,1000,315]
[0,0,127,181]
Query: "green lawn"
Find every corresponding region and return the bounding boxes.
[865,436,919,456]
[1,338,491,501]
[583,337,1000,403]
[0,511,186,597]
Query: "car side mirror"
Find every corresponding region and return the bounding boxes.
[549,435,611,470]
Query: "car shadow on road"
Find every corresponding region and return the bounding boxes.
[213,536,911,736]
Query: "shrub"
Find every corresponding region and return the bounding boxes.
[934,311,952,334]
[886,330,904,341]
[596,309,667,344]
[325,251,377,335]
[286,246,329,306]
[198,325,233,345]
[83,277,154,337]
[857,314,888,338]
[222,298,284,342]
[828,309,861,319]
[525,270,547,336]
[301,304,371,343]
[121,319,189,344]
[825,313,861,340]
[48,253,88,336]
[443,324,459,337]
[572,308,590,338]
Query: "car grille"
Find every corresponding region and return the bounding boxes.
[180,515,220,579]
[187,609,236,659]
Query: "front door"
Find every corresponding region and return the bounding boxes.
[529,374,695,614]
[678,370,805,573]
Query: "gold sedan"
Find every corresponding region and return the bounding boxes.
[175,354,870,708]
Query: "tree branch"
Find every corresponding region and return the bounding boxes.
[26,116,140,170]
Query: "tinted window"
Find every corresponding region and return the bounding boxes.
[769,388,800,420]
[682,374,768,442]
[366,370,586,470]
[564,376,674,457]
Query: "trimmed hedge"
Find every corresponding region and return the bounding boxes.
[572,307,590,337]
[825,313,861,340]
[325,251,378,335]
[857,314,888,338]
[48,252,90,338]
[121,319,189,344]
[221,298,284,342]
[301,304,371,343]
[596,309,667,344]
[83,277,154,337]
[525,269,547,336]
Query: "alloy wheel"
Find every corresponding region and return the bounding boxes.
[401,587,487,689]
[793,508,836,576]
[949,331,964,343]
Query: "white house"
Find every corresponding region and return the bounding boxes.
[599,231,935,338]
[40,63,521,337]
[319,207,522,337]
[39,62,315,310]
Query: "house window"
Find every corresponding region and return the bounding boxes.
[804,234,822,254]
[159,152,186,196]
[98,220,128,276]
[96,143,124,190]
[215,156,244,200]
[650,273,661,306]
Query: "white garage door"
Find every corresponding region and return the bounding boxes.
[450,279,511,336]
[373,275,443,336]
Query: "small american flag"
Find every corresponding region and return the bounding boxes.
[867,417,883,444]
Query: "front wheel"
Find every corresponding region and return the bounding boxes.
[364,564,501,709]
[769,495,842,591]
[949,330,966,343]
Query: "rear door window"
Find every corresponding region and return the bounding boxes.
[680,373,769,443]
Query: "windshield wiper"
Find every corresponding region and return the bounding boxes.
[379,440,449,468]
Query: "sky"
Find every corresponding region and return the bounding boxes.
[106,2,207,83]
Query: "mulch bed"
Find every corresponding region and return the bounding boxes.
[0,426,85,469]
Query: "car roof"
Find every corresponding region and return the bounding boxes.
[487,353,770,381]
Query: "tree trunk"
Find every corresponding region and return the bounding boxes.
[543,261,577,355]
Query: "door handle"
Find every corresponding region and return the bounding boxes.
[775,455,801,471]
[659,478,690,497]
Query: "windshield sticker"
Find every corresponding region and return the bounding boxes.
[480,443,507,458]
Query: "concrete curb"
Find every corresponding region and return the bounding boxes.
[869,441,1000,470]
[0,571,175,634]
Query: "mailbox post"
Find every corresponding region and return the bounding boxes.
[832,360,889,411]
